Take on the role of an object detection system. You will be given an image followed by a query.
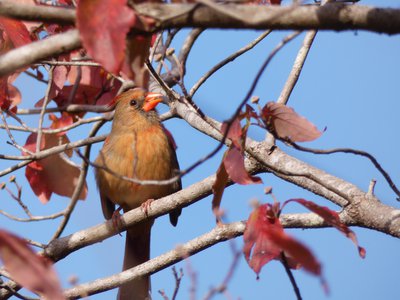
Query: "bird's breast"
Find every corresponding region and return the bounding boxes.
[95,125,175,210]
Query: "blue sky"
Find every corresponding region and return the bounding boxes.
[1,1,400,299]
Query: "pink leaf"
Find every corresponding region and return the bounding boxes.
[77,0,136,74]
[243,203,321,277]
[23,131,87,203]
[0,230,64,300]
[284,198,366,258]
[223,147,262,185]
[211,161,229,219]
[221,118,242,149]
[261,102,322,142]
[0,17,32,49]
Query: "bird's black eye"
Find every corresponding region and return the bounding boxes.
[130,99,137,106]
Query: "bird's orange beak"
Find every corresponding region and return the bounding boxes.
[143,92,164,112]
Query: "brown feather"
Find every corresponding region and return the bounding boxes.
[94,88,181,300]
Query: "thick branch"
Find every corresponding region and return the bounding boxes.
[0,29,81,77]
[0,2,399,35]
[0,0,75,24]
[170,99,400,237]
[62,211,354,299]
[136,3,400,34]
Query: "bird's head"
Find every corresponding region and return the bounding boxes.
[112,88,165,130]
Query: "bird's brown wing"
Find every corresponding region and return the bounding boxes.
[163,125,182,227]
[100,194,115,220]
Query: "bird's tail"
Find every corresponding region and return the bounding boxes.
[118,222,152,300]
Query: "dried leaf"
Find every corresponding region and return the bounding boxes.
[0,230,64,300]
[0,17,32,49]
[123,35,151,86]
[243,203,321,277]
[0,77,21,111]
[224,147,262,185]
[77,0,136,74]
[49,113,74,137]
[23,132,87,203]
[284,198,366,258]
[261,102,322,142]
[212,161,229,218]
[221,118,242,149]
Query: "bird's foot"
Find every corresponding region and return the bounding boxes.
[112,206,124,236]
[141,198,154,217]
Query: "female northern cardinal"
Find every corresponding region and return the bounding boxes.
[95,88,181,300]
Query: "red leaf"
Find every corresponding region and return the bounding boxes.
[244,203,321,277]
[284,198,366,258]
[49,112,74,136]
[211,161,229,219]
[223,147,262,185]
[0,17,32,49]
[261,102,322,142]
[23,132,88,203]
[49,84,99,107]
[0,77,21,111]
[77,0,136,74]
[122,35,151,86]
[0,230,64,300]
[52,54,72,93]
[221,118,242,149]
[243,204,281,275]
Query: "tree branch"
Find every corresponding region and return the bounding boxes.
[60,209,356,299]
[0,0,75,24]
[0,29,81,77]
[2,2,399,35]
[135,3,400,34]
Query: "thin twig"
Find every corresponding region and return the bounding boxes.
[0,209,64,222]
[203,241,241,300]
[281,253,302,300]
[232,31,302,122]
[37,61,101,67]
[78,149,182,186]
[0,112,33,155]
[288,141,400,200]
[171,267,183,300]
[190,30,271,98]
[50,120,106,240]
[36,66,55,153]
[155,29,180,75]
[178,28,204,78]
[4,178,32,218]
[0,115,107,134]
[16,104,113,115]
[277,30,317,105]
[0,135,106,177]
[24,70,48,84]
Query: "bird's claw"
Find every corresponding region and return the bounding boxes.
[112,206,124,236]
[141,199,154,217]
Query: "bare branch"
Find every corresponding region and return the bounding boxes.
[16,104,112,115]
[277,30,317,104]
[36,66,55,153]
[287,142,400,200]
[135,3,400,35]
[0,135,105,177]
[281,253,302,300]
[0,0,75,24]
[1,2,399,35]
[0,29,81,77]
[189,29,272,98]
[61,209,358,299]
[0,208,64,222]
[51,120,106,240]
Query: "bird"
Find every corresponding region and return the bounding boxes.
[94,88,181,300]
